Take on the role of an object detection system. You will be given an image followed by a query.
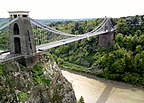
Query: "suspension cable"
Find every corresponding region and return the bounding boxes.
[31,20,79,37]
[30,18,81,37]
[0,18,10,27]
[30,17,108,37]
[31,17,107,35]
[90,17,107,33]
[82,18,108,35]
[0,17,19,31]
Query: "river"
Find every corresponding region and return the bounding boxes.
[62,70,144,103]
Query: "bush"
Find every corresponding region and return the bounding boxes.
[18,92,28,102]
[77,96,85,103]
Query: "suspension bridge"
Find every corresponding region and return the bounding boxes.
[0,11,116,67]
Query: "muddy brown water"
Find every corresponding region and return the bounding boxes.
[62,70,144,103]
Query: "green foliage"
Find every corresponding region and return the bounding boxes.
[115,33,123,46]
[50,36,98,67]
[0,30,9,50]
[77,96,85,103]
[33,27,68,46]
[116,15,144,35]
[94,33,144,85]
[0,64,5,75]
[116,19,127,34]
[48,18,102,67]
[57,58,64,65]
[60,61,93,74]
[32,64,51,85]
[135,30,142,36]
[17,92,28,102]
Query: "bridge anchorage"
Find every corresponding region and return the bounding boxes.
[0,11,116,67]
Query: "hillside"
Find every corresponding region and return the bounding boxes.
[36,18,95,25]
[0,53,76,103]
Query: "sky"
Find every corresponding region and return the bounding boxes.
[0,0,144,19]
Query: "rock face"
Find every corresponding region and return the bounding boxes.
[0,53,76,103]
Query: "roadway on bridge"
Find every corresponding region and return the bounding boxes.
[62,70,144,103]
[36,31,106,51]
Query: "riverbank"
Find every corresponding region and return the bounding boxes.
[62,69,144,103]
[59,61,144,87]
[61,68,144,89]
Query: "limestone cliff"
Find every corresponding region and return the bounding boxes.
[0,53,76,103]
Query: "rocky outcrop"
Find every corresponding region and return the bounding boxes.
[0,53,76,103]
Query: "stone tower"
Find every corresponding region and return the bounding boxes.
[98,18,115,47]
[9,11,36,55]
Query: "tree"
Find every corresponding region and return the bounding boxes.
[116,19,127,34]
[139,35,144,46]
[57,58,64,65]
[135,45,142,54]
[94,54,107,72]
[114,43,121,50]
[135,30,142,36]
[132,34,139,51]
[115,33,123,46]
[123,35,133,50]
[77,96,85,103]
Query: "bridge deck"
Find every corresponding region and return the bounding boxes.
[36,31,107,51]
[0,30,114,63]
[0,52,24,63]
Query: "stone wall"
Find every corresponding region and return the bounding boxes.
[98,31,115,47]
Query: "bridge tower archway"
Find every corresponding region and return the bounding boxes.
[13,23,20,35]
[14,37,21,53]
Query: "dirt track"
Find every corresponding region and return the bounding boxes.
[62,70,144,103]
